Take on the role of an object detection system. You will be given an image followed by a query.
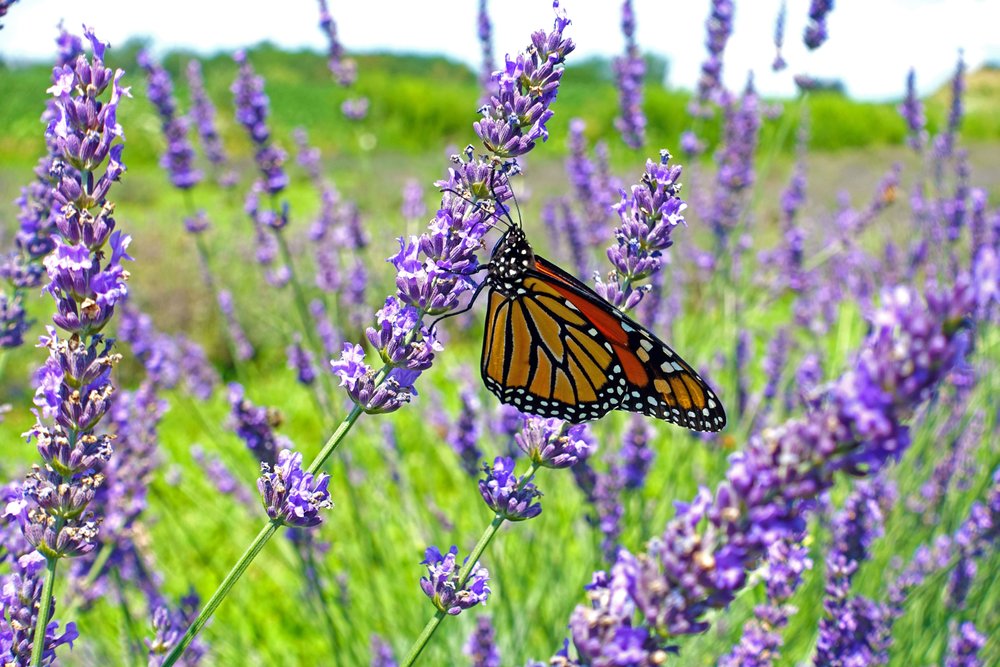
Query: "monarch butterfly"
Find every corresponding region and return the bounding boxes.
[475,211,727,433]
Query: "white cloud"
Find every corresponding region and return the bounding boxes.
[1,0,997,100]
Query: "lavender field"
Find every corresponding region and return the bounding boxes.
[0,1,998,665]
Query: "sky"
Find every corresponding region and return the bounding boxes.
[1,0,998,101]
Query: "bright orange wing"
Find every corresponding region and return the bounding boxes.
[480,253,727,431]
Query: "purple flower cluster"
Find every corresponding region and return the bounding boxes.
[419,545,491,615]
[317,0,356,86]
[612,0,646,149]
[464,615,500,667]
[232,51,288,196]
[933,53,965,162]
[137,50,201,189]
[595,150,686,311]
[186,60,237,188]
[945,622,986,667]
[566,119,617,247]
[708,78,760,254]
[772,1,787,71]
[804,0,834,50]
[478,457,542,521]
[0,553,79,665]
[477,0,497,100]
[515,418,591,469]
[370,635,397,667]
[813,477,896,665]
[257,449,333,528]
[557,277,976,663]
[337,3,573,413]
[400,179,426,221]
[473,4,575,158]
[227,383,289,464]
[898,69,926,153]
[145,591,208,666]
[448,384,483,476]
[691,0,734,115]
[619,416,653,490]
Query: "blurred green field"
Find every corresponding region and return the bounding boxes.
[1,44,999,667]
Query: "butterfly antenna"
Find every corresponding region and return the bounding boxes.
[439,186,511,234]
[488,165,521,230]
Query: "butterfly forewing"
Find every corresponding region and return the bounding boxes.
[480,230,726,432]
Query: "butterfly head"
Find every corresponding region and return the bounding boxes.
[488,227,535,291]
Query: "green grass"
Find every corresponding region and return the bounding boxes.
[0,44,998,667]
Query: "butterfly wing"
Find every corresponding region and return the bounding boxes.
[481,254,727,431]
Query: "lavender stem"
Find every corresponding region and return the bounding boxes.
[29,555,58,667]
[162,520,281,667]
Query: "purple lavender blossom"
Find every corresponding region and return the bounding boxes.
[478,457,542,521]
[0,294,29,348]
[899,68,926,153]
[317,0,356,86]
[595,150,686,310]
[286,337,317,386]
[137,50,201,189]
[419,545,491,615]
[448,385,483,476]
[814,478,896,666]
[464,615,500,667]
[473,7,575,159]
[370,635,397,667]
[228,383,289,465]
[612,0,646,149]
[772,1,787,71]
[945,621,986,667]
[217,289,254,362]
[186,59,237,187]
[401,179,426,221]
[708,77,760,255]
[336,4,573,415]
[477,0,497,101]
[232,51,288,195]
[515,418,591,469]
[342,97,369,121]
[145,591,208,666]
[556,278,977,663]
[566,119,616,246]
[593,467,625,562]
[619,416,653,491]
[933,52,965,161]
[258,449,333,528]
[0,553,79,665]
[691,0,734,115]
[804,0,834,50]
[15,34,131,613]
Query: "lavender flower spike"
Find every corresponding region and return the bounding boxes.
[515,418,591,469]
[898,68,926,153]
[137,50,201,189]
[464,615,500,667]
[804,0,834,50]
[478,456,542,521]
[613,0,646,149]
[419,546,491,615]
[257,449,333,528]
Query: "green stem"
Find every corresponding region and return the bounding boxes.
[29,555,59,667]
[305,403,363,476]
[161,520,281,667]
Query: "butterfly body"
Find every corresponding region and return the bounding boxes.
[480,227,726,432]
